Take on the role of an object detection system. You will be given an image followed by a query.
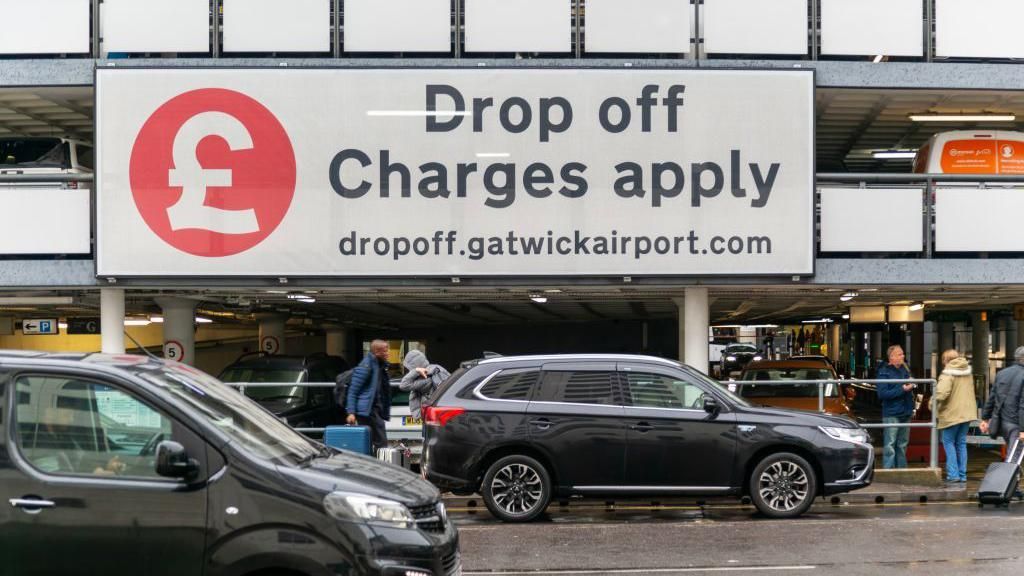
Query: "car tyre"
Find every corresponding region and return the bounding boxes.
[749,452,817,518]
[481,454,551,522]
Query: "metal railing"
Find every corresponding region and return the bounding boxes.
[726,377,939,469]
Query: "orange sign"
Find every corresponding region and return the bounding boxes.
[940,139,1024,174]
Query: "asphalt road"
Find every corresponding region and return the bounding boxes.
[453,499,1024,576]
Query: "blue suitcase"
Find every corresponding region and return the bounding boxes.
[324,425,371,455]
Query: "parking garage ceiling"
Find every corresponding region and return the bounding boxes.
[5,285,1023,331]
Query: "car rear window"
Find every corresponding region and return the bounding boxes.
[738,368,838,398]
[478,369,539,401]
[0,139,66,168]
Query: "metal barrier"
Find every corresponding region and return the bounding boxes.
[726,377,939,469]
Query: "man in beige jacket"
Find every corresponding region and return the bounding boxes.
[934,350,975,484]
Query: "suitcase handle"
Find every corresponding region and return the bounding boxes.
[1008,439,1024,465]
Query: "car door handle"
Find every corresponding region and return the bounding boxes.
[529,418,552,430]
[10,498,56,513]
[631,422,655,432]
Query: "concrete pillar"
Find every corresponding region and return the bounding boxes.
[155,297,197,365]
[325,326,348,359]
[971,312,990,390]
[676,288,709,373]
[938,322,955,355]
[1006,320,1019,360]
[100,288,125,354]
[871,331,883,370]
[256,313,288,355]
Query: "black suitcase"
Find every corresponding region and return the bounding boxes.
[978,440,1024,507]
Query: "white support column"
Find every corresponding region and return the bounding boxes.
[100,288,125,354]
[257,313,288,355]
[155,297,197,365]
[677,288,709,373]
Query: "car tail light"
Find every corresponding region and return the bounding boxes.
[423,406,465,427]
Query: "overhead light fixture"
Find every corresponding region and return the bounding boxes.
[908,302,925,311]
[124,318,151,327]
[872,55,884,63]
[840,291,859,302]
[909,113,1016,122]
[149,316,164,323]
[195,317,213,324]
[0,296,74,305]
[873,150,917,160]
[529,294,548,304]
[802,318,834,324]
[842,314,850,319]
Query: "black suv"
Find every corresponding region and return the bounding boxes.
[422,354,873,522]
[721,343,762,375]
[1,352,458,575]
[218,353,348,431]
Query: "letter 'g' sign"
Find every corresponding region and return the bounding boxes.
[129,88,296,257]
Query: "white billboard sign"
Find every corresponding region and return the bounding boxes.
[96,68,813,277]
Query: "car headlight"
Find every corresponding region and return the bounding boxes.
[725,356,736,362]
[323,492,415,528]
[819,426,870,445]
[752,355,763,361]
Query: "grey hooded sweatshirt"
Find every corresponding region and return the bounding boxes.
[400,349,450,418]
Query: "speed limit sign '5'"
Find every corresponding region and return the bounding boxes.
[164,340,185,362]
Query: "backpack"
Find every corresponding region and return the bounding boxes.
[333,368,355,414]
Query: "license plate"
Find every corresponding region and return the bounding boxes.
[403,416,423,426]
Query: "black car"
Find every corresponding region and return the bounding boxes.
[721,343,762,375]
[1,352,459,575]
[422,354,872,522]
[218,352,349,431]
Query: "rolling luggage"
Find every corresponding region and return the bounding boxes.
[978,439,1024,507]
[377,446,410,469]
[324,425,371,455]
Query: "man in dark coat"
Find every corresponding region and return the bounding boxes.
[981,345,1024,449]
[345,339,392,452]
[877,344,915,469]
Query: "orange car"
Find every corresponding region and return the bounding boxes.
[734,360,856,419]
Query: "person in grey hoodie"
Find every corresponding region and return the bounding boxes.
[400,349,450,419]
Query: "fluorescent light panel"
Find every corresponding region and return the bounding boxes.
[909,114,1015,122]
[0,296,74,305]
[873,151,917,159]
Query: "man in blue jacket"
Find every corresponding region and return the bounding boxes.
[345,339,392,452]
[877,344,916,469]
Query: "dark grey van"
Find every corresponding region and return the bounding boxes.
[0,352,459,576]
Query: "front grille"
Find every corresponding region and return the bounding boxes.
[409,502,446,533]
[442,550,460,575]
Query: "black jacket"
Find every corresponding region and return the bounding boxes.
[982,363,1024,426]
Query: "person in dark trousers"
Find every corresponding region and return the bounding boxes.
[345,339,392,453]
[980,345,1024,450]
[877,344,915,469]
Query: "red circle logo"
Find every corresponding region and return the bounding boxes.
[130,88,296,257]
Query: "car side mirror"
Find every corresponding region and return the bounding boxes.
[703,396,720,414]
[156,441,199,481]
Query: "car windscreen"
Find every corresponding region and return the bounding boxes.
[218,368,307,405]
[0,139,66,168]
[737,369,838,398]
[138,364,319,466]
[725,345,758,353]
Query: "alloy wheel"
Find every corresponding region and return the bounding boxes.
[490,463,544,516]
[757,460,810,513]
